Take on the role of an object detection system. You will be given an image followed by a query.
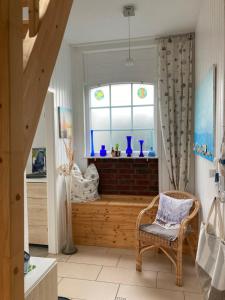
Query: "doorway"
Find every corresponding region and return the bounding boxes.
[25,91,58,255]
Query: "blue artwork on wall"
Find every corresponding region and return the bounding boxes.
[193,65,216,162]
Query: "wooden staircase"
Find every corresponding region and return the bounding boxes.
[0,1,73,299]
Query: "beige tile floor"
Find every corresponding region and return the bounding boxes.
[31,245,203,300]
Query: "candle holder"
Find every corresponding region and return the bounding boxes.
[139,140,144,157]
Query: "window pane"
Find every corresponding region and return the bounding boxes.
[111,84,131,106]
[111,131,132,151]
[91,108,110,130]
[90,86,110,107]
[93,131,111,153]
[111,107,131,130]
[133,130,155,152]
[133,106,154,129]
[133,84,154,106]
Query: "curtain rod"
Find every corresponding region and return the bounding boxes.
[155,32,194,41]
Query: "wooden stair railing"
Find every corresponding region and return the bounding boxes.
[21,0,40,38]
[22,0,73,165]
[0,0,73,299]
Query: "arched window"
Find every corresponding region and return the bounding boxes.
[86,83,156,155]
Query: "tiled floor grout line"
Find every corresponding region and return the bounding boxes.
[59,274,201,295]
[65,255,71,262]
[58,276,201,300]
[58,263,201,292]
[114,283,121,299]
[58,276,98,282]
[96,279,156,289]
[95,265,103,281]
[58,275,121,285]
[116,255,122,267]
[156,271,158,288]
[60,275,202,297]
[66,261,118,267]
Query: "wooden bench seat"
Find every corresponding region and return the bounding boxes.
[71,194,198,253]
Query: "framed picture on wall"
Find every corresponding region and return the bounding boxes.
[58,107,73,139]
[32,148,46,174]
[193,65,216,162]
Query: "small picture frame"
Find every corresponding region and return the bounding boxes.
[32,148,46,174]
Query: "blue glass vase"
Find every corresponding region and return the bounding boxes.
[90,130,95,157]
[139,140,144,157]
[126,136,133,157]
[100,145,107,157]
[148,147,156,157]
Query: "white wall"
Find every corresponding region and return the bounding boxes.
[49,40,74,252]
[195,0,225,220]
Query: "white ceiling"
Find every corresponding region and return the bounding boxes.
[65,0,202,45]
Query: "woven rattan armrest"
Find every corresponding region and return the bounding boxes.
[136,196,159,230]
[178,199,200,239]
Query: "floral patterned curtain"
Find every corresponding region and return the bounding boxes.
[158,33,194,191]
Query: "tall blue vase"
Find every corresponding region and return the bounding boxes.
[90,130,95,157]
[126,136,133,157]
[139,140,144,157]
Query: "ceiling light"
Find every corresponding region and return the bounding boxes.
[123,5,135,67]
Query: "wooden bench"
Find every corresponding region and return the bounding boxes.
[71,194,199,253]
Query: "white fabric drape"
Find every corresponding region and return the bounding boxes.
[158,33,194,190]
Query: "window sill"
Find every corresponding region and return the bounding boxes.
[85,155,158,160]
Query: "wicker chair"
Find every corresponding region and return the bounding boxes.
[136,191,200,286]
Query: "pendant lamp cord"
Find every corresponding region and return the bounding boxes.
[128,15,131,59]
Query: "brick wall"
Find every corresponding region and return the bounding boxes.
[88,158,158,196]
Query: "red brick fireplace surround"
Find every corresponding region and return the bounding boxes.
[88,158,159,196]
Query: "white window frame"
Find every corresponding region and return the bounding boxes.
[85,82,158,156]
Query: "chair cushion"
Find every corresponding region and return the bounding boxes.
[140,223,179,241]
[154,193,193,229]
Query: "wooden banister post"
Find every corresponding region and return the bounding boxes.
[28,0,40,37]
[0,1,24,299]
[23,0,73,164]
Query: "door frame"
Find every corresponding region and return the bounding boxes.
[45,91,59,254]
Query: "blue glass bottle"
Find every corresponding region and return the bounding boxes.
[139,140,144,157]
[148,147,156,157]
[126,136,133,157]
[100,145,107,157]
[90,130,95,157]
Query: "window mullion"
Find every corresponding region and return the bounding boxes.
[109,84,112,148]
[131,83,133,134]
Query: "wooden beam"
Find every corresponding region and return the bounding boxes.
[0,0,24,299]
[28,0,40,37]
[22,20,29,39]
[23,0,73,165]
[21,0,28,7]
